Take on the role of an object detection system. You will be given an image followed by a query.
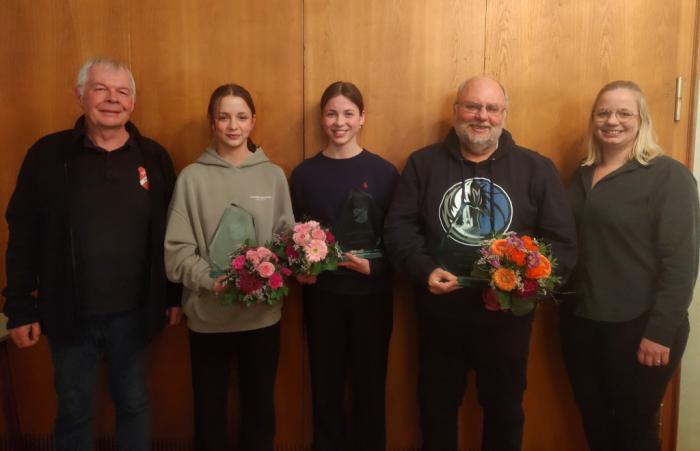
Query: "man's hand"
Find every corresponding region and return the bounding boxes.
[165,307,183,326]
[427,268,460,294]
[637,337,670,367]
[337,253,371,275]
[9,322,42,348]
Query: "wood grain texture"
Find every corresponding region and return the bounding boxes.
[303,0,487,169]
[485,0,698,181]
[128,0,304,176]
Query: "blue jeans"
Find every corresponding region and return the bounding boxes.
[49,309,151,451]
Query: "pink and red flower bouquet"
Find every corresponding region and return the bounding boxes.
[270,220,344,278]
[219,244,291,307]
[471,231,560,316]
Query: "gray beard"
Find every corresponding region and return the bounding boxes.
[455,127,502,155]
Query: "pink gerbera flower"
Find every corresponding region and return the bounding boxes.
[304,239,328,263]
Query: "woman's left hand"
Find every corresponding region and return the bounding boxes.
[337,252,370,275]
[637,337,671,367]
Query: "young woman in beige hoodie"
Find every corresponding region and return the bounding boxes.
[165,84,294,451]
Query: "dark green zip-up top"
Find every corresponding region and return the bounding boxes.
[568,155,699,347]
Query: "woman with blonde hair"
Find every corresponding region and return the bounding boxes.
[562,80,699,451]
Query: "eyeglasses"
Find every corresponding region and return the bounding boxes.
[593,109,638,123]
[455,102,506,118]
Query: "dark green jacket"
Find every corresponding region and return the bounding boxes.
[569,156,699,346]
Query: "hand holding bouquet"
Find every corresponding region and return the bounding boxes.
[270,220,344,281]
[471,232,560,316]
[219,244,291,307]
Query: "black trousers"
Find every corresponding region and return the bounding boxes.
[303,286,393,451]
[189,324,280,451]
[416,288,533,451]
[560,309,689,451]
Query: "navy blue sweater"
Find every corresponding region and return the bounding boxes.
[290,150,398,295]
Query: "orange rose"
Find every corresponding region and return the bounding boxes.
[525,254,552,279]
[506,248,527,266]
[490,239,510,257]
[521,236,539,252]
[492,268,518,291]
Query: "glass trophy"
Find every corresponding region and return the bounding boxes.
[434,230,486,288]
[208,204,257,276]
[333,190,384,259]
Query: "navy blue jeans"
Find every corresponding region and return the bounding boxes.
[48,309,151,451]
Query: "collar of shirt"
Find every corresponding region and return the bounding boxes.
[82,132,135,154]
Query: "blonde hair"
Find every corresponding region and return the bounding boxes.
[582,80,663,166]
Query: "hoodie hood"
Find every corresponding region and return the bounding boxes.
[196,146,271,168]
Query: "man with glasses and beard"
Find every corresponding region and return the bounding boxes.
[384,76,577,451]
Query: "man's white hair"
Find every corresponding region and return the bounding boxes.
[76,57,136,97]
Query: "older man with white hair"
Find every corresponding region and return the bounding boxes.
[384,76,577,451]
[3,57,181,451]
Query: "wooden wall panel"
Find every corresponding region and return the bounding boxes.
[484,1,698,450]
[303,0,487,168]
[127,0,305,446]
[128,0,304,175]
[303,1,487,449]
[484,0,698,180]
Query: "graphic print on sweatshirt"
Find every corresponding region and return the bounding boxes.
[438,177,513,246]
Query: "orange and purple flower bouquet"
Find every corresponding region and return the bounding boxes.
[220,243,291,307]
[471,231,560,315]
[270,220,344,280]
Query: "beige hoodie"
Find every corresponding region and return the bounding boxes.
[165,147,294,333]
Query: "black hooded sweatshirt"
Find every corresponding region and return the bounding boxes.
[384,128,577,295]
